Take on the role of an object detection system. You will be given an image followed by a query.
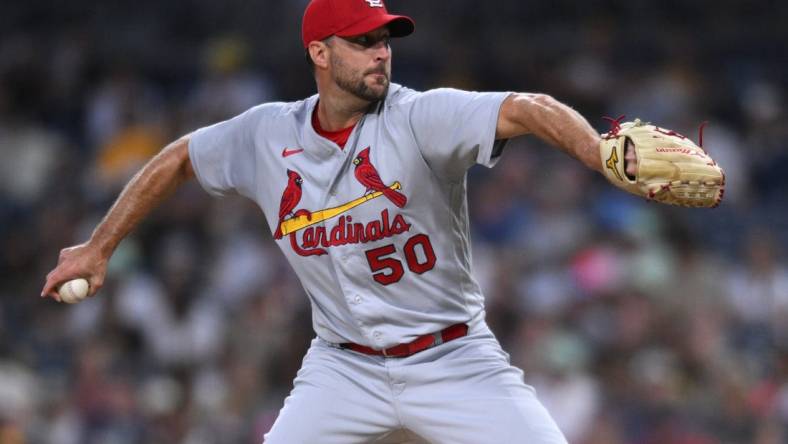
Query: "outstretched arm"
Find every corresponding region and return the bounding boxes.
[497,95,724,208]
[496,93,617,174]
[41,135,195,300]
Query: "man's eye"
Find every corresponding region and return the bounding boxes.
[348,35,390,48]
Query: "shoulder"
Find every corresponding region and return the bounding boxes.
[192,96,317,143]
[383,84,457,108]
[383,83,420,107]
[244,95,317,124]
[384,85,487,113]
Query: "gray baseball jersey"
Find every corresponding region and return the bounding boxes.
[190,84,508,348]
[189,84,567,443]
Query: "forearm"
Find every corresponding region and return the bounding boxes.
[499,93,602,173]
[90,136,194,256]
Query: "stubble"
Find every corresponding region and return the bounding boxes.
[330,54,390,102]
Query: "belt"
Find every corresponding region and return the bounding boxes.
[340,323,469,358]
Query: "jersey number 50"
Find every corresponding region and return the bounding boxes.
[364,234,436,285]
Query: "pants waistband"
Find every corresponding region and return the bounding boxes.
[340,323,469,358]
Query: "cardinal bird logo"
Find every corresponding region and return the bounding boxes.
[274,169,310,239]
[352,147,407,208]
[273,152,411,254]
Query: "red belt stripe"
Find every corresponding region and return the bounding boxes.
[341,323,469,358]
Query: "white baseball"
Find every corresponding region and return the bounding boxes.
[58,278,90,304]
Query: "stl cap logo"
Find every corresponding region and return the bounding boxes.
[365,0,384,7]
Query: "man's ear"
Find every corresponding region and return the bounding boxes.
[308,40,330,70]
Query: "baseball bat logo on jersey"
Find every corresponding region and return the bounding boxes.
[352,147,407,208]
[274,147,411,257]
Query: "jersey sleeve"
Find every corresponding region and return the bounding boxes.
[188,108,259,198]
[409,88,511,180]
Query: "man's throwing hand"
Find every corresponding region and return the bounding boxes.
[41,243,107,302]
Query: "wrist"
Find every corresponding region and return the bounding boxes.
[88,231,118,259]
[586,136,604,173]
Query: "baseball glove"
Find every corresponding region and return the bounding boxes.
[599,117,725,208]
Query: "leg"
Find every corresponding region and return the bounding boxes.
[391,324,568,444]
[263,339,400,444]
[374,428,431,444]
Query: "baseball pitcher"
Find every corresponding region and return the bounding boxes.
[41,0,724,443]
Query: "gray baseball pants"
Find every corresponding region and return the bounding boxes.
[263,320,567,444]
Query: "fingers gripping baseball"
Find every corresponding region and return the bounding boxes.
[41,243,107,302]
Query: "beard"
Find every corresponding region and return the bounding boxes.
[330,55,390,102]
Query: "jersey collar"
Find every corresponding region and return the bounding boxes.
[300,84,403,159]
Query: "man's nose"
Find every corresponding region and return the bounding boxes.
[372,41,391,62]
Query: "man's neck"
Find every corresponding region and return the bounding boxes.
[315,84,375,131]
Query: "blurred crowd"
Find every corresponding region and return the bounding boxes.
[1,1,787,443]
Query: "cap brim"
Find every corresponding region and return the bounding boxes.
[335,14,415,39]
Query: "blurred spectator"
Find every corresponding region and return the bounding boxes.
[187,36,275,128]
[727,230,788,369]
[528,330,600,443]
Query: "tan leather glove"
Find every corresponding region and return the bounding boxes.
[600,118,725,208]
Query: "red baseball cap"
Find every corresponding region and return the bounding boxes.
[302,0,415,48]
